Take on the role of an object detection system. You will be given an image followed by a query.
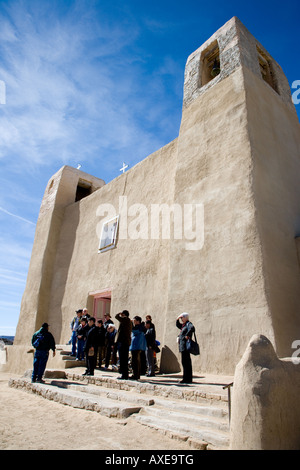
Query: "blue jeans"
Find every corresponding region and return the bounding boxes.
[71,331,77,356]
[32,350,49,382]
[77,339,85,360]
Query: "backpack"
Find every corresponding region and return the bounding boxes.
[33,334,45,349]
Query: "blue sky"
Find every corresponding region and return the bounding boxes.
[0,0,299,336]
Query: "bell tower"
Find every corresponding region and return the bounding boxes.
[162,17,300,374]
[182,16,293,110]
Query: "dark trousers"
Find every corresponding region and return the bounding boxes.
[97,345,106,366]
[85,347,98,375]
[118,343,129,379]
[181,350,193,383]
[32,350,49,381]
[131,350,141,379]
[105,344,117,367]
[146,347,155,376]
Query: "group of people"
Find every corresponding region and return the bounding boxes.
[31,309,197,385]
[69,309,158,380]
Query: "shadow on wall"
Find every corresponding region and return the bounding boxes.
[44,204,80,342]
[160,345,181,373]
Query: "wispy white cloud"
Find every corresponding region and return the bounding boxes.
[0,206,35,225]
[0,267,27,285]
[0,0,182,175]
[0,237,32,267]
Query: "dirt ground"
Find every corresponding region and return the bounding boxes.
[0,371,193,451]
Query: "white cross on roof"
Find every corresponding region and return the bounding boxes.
[120,162,129,173]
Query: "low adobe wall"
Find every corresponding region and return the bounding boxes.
[230,334,300,450]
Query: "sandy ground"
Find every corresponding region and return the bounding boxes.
[0,371,193,451]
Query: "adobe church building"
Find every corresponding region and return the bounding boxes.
[6,16,300,376]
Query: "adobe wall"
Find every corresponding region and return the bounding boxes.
[13,166,105,346]
[230,335,300,450]
[163,67,274,375]
[47,139,178,348]
[246,68,300,358]
[162,16,300,374]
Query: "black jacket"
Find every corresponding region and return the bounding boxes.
[84,325,98,352]
[76,323,89,341]
[97,325,106,346]
[145,327,156,349]
[176,320,195,353]
[115,314,132,346]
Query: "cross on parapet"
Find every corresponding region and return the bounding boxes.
[120,162,129,173]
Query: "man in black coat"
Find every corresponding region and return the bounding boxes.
[83,317,98,376]
[144,320,156,377]
[76,317,89,361]
[115,310,132,380]
[96,319,106,367]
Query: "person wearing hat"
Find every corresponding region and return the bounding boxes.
[70,309,83,357]
[176,313,195,384]
[31,323,56,383]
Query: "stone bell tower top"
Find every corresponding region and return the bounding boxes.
[183,16,293,111]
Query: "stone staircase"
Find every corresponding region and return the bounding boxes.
[9,368,232,450]
[55,345,86,368]
[132,396,229,449]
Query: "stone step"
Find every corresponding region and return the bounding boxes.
[49,379,155,406]
[58,348,86,368]
[63,359,86,368]
[65,371,229,405]
[132,414,230,450]
[48,379,228,422]
[8,377,142,419]
[138,405,229,433]
[153,396,228,419]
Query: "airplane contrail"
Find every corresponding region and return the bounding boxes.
[0,206,35,225]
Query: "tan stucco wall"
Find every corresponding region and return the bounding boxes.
[13,166,105,346]
[47,139,178,353]
[246,69,300,357]
[163,68,274,374]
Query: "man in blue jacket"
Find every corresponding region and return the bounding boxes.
[31,323,56,383]
[129,316,146,380]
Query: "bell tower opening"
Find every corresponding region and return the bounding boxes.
[256,45,278,94]
[200,40,221,87]
[75,179,92,202]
